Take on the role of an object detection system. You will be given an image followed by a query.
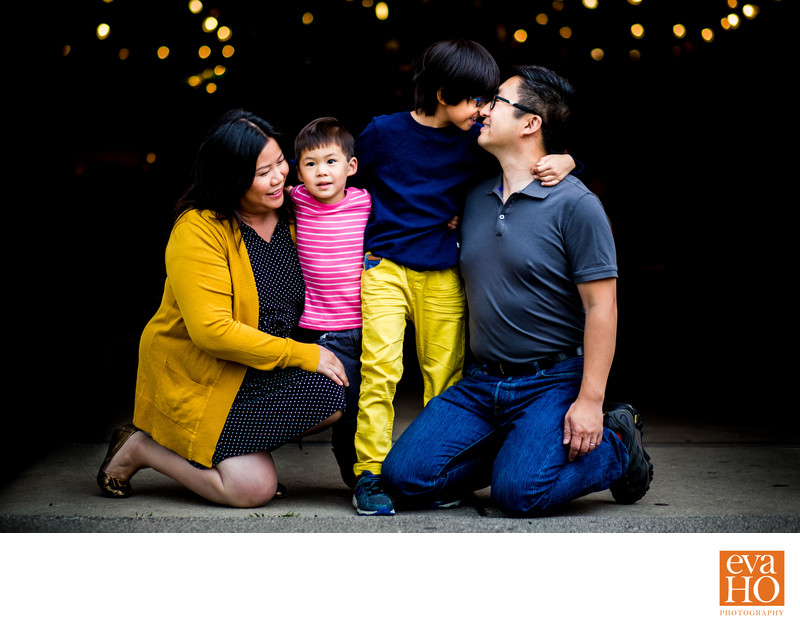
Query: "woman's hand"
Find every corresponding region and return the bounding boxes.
[317,347,349,387]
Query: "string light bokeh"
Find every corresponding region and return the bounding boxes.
[69,0,773,77]
[56,0,787,174]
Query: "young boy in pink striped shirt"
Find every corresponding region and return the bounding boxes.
[290,117,371,487]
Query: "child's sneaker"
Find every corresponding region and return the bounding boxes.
[603,403,653,504]
[352,472,395,516]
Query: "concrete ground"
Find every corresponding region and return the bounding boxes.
[3,396,798,630]
[2,396,798,533]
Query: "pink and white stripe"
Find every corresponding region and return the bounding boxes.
[291,185,372,330]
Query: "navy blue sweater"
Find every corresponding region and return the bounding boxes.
[354,112,489,271]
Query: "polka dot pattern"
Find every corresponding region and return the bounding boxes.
[210,220,345,465]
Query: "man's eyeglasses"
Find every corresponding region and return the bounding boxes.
[472,95,541,118]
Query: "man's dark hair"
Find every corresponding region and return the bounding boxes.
[294,117,355,162]
[413,39,500,116]
[513,65,575,154]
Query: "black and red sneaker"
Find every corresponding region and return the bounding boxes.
[604,403,653,504]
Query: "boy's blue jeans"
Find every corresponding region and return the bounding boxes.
[299,327,362,487]
[382,357,628,516]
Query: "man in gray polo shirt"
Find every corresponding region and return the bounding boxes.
[382,65,652,515]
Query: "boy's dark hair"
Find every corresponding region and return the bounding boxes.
[294,117,355,161]
[513,65,575,155]
[413,39,500,116]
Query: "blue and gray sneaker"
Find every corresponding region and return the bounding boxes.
[352,472,396,516]
[604,403,653,504]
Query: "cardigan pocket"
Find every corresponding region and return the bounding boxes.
[154,361,213,435]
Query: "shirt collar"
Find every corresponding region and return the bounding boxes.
[489,175,554,201]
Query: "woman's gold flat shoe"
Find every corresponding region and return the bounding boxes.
[97,424,140,498]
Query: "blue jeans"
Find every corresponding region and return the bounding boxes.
[299,327,362,487]
[382,357,628,516]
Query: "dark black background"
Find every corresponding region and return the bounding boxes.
[22,1,795,476]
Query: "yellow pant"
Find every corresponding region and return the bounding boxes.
[354,256,465,476]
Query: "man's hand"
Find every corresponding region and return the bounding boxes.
[562,397,604,461]
[562,278,617,461]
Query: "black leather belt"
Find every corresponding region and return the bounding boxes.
[480,346,584,377]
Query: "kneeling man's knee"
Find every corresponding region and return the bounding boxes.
[492,482,550,517]
[382,450,433,498]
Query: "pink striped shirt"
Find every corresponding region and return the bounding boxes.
[291,185,372,330]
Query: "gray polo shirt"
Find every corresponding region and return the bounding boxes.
[460,174,617,363]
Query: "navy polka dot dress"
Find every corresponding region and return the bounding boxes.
[209,219,345,466]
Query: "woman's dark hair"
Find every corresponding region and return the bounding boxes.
[175,109,288,225]
[413,39,500,116]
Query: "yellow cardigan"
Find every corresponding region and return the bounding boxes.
[132,209,320,467]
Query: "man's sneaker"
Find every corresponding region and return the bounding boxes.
[604,403,653,504]
[352,472,395,516]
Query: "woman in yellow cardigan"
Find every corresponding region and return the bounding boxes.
[97,110,349,507]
